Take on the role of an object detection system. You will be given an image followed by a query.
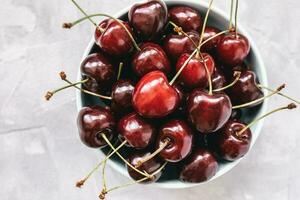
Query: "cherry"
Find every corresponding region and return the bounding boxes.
[217,32,250,66]
[175,53,215,88]
[212,68,227,90]
[127,151,164,183]
[211,120,251,161]
[118,112,156,149]
[187,90,232,133]
[168,6,202,32]
[95,19,134,57]
[163,31,199,62]
[81,53,116,90]
[77,106,115,148]
[227,70,264,107]
[132,71,179,118]
[201,26,221,52]
[132,43,171,77]
[180,148,218,183]
[156,120,193,162]
[129,0,168,40]
[111,79,135,112]
[81,75,101,94]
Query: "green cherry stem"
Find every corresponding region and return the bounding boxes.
[198,0,214,47]
[117,62,123,80]
[234,0,239,37]
[232,84,286,109]
[169,21,199,48]
[257,84,300,105]
[200,53,213,95]
[213,71,241,92]
[236,103,297,136]
[228,0,235,30]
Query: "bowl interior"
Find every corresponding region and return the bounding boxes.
[76,0,268,189]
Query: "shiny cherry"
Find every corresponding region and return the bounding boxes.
[157,120,193,162]
[201,26,221,52]
[77,106,115,148]
[176,53,215,88]
[212,68,227,90]
[81,75,100,94]
[95,19,134,57]
[180,148,218,183]
[129,0,168,40]
[163,31,199,62]
[111,79,135,111]
[127,151,163,183]
[187,90,232,133]
[227,70,264,107]
[118,112,155,149]
[132,43,171,77]
[211,120,252,161]
[217,32,250,66]
[168,6,202,32]
[132,71,179,118]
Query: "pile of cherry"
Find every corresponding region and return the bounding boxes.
[46,0,299,198]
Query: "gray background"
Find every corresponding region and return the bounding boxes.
[0,0,299,199]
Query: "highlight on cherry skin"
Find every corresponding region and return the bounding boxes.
[44,0,300,198]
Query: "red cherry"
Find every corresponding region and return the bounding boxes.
[163,31,199,62]
[187,90,232,133]
[132,43,171,77]
[180,148,218,183]
[176,53,215,88]
[127,151,163,183]
[217,32,250,66]
[77,106,115,148]
[132,71,179,118]
[168,6,202,32]
[211,68,227,90]
[95,19,134,57]
[111,79,135,113]
[201,26,221,52]
[156,120,193,162]
[118,112,156,149]
[210,120,252,161]
[129,0,168,40]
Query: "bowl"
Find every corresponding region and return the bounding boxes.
[76,0,268,189]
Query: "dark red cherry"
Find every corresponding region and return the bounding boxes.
[81,75,100,94]
[211,120,252,161]
[212,68,226,90]
[227,70,264,107]
[201,26,221,52]
[176,53,215,88]
[77,106,115,148]
[111,79,134,110]
[132,71,179,118]
[95,19,134,57]
[168,6,202,32]
[81,53,116,88]
[217,32,250,66]
[127,151,163,183]
[118,112,155,149]
[187,90,232,133]
[132,43,171,77]
[157,120,193,162]
[129,0,168,40]
[180,148,218,183]
[163,31,199,62]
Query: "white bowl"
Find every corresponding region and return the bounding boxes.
[76,0,268,189]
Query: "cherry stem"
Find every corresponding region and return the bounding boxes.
[228,0,234,30]
[169,49,198,85]
[45,78,88,100]
[213,71,241,92]
[117,62,123,80]
[234,0,239,37]
[200,53,213,95]
[135,138,170,168]
[75,140,126,188]
[198,0,214,48]
[257,84,300,105]
[104,162,168,194]
[232,84,286,109]
[59,71,112,100]
[63,13,141,51]
[101,133,151,178]
[236,103,297,136]
[199,30,229,49]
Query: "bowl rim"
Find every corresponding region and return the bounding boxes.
[76,0,268,189]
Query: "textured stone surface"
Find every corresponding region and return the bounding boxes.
[0,0,299,200]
